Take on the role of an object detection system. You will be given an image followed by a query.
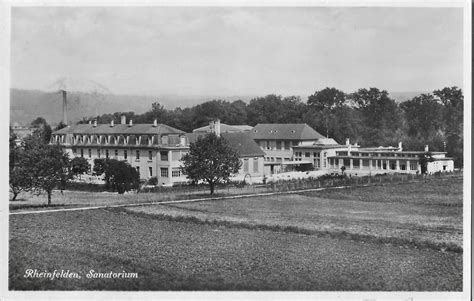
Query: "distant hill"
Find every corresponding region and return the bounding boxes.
[9,88,256,126]
[10,88,425,127]
[389,91,427,103]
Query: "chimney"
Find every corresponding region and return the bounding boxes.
[121,115,126,125]
[88,120,92,125]
[129,120,133,127]
[61,90,68,125]
[398,141,403,151]
[110,120,114,127]
[424,145,429,152]
[153,119,158,127]
[345,138,350,146]
[215,119,221,137]
[348,144,351,155]
[93,120,97,127]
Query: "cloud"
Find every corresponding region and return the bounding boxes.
[10,7,464,96]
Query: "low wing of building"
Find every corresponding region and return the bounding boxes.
[186,131,266,178]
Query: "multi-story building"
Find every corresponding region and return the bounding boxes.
[250,123,325,174]
[50,116,189,186]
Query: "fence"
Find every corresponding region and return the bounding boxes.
[137,170,463,200]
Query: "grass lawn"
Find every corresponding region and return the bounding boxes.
[9,208,462,291]
[9,189,215,212]
[128,177,463,252]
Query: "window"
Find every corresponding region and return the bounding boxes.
[115,149,118,157]
[88,149,91,158]
[148,150,152,160]
[305,152,310,158]
[136,167,140,175]
[105,149,109,159]
[160,151,168,161]
[253,158,259,172]
[124,150,127,160]
[149,167,153,177]
[161,168,169,177]
[243,159,249,172]
[136,150,140,160]
[343,158,350,167]
[276,141,281,150]
[80,149,84,157]
[313,152,319,157]
[97,149,101,158]
[284,141,290,150]
[172,168,181,177]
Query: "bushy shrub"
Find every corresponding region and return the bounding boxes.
[148,176,158,186]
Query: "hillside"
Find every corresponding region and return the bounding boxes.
[10,88,424,127]
[389,91,427,103]
[9,89,257,126]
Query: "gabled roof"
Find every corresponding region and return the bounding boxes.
[52,123,185,135]
[251,123,324,141]
[193,123,252,133]
[186,132,265,158]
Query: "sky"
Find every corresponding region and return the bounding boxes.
[10,6,464,97]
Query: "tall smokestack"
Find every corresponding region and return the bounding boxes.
[153,119,158,127]
[61,90,67,125]
[215,119,221,137]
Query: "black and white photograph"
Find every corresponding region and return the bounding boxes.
[1,0,471,300]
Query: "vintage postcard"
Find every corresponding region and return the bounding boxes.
[1,0,471,300]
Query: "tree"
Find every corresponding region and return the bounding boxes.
[307,87,346,111]
[70,157,89,178]
[54,121,68,131]
[93,158,140,194]
[400,94,444,137]
[434,87,463,168]
[349,88,402,146]
[19,143,71,205]
[9,129,30,201]
[30,117,52,144]
[418,152,434,175]
[180,133,241,195]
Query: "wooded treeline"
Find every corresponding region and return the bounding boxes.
[82,86,463,167]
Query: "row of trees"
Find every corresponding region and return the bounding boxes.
[84,86,463,167]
